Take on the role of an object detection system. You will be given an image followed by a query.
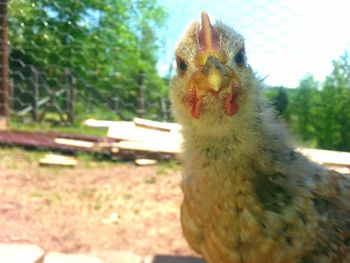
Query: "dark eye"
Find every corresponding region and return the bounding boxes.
[176,56,188,75]
[234,48,245,67]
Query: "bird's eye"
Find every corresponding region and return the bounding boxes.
[234,48,245,67]
[176,56,188,75]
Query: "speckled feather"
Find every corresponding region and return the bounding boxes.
[170,15,350,263]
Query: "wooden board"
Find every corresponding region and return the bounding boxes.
[107,122,183,147]
[298,148,350,167]
[135,159,158,166]
[54,138,95,148]
[133,117,181,132]
[326,166,350,174]
[39,154,77,167]
[0,117,8,131]
[85,118,182,132]
[84,119,118,128]
[112,140,181,155]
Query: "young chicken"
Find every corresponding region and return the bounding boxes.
[170,12,350,263]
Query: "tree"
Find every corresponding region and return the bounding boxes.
[318,52,350,151]
[8,0,168,120]
[284,53,350,151]
[274,87,288,116]
[291,75,320,144]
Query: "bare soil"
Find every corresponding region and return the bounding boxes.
[0,147,195,257]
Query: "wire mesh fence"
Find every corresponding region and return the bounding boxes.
[1,0,350,128]
[1,0,350,261]
[3,0,171,126]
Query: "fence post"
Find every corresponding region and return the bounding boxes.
[160,97,167,121]
[137,71,145,118]
[112,96,120,114]
[0,0,10,126]
[31,66,39,121]
[66,69,75,124]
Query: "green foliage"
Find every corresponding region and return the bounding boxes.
[289,74,320,145]
[318,52,350,150]
[8,0,168,121]
[266,52,350,151]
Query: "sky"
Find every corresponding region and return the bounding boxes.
[157,0,350,88]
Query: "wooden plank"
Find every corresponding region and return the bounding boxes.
[298,148,350,167]
[85,118,182,132]
[326,166,350,174]
[112,140,181,155]
[133,117,181,132]
[107,122,183,146]
[135,159,158,166]
[54,138,95,148]
[39,154,77,167]
[0,117,7,131]
[84,119,119,128]
[0,130,108,153]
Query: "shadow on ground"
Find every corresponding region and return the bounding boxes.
[152,255,205,263]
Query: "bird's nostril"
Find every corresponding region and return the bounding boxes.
[202,64,210,75]
[202,55,224,74]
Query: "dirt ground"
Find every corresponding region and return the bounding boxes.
[0,147,196,258]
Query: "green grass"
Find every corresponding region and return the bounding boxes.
[0,146,120,169]
[156,160,181,176]
[9,120,108,137]
[30,191,62,205]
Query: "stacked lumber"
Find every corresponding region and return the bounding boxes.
[39,154,77,167]
[0,130,115,153]
[85,118,350,170]
[84,118,183,161]
[1,118,349,171]
[298,148,350,174]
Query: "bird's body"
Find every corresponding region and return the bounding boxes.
[170,13,350,263]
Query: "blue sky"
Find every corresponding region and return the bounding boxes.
[157,0,350,88]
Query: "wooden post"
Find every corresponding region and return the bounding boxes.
[137,71,145,118]
[112,96,120,114]
[65,69,75,123]
[31,66,39,121]
[0,0,10,126]
[160,96,167,121]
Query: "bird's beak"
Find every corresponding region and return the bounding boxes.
[187,12,241,119]
[202,55,238,92]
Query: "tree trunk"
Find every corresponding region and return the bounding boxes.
[0,0,10,121]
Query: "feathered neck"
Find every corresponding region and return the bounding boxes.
[180,99,293,175]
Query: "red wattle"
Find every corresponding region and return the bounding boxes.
[191,97,202,119]
[189,90,202,119]
[225,93,239,116]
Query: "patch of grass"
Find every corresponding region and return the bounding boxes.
[133,208,140,215]
[144,176,157,184]
[94,199,103,210]
[124,193,133,199]
[0,146,121,170]
[9,118,108,137]
[0,146,48,169]
[30,191,62,205]
[156,160,181,176]
[78,188,97,199]
[76,152,120,168]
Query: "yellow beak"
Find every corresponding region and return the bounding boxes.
[188,55,240,96]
